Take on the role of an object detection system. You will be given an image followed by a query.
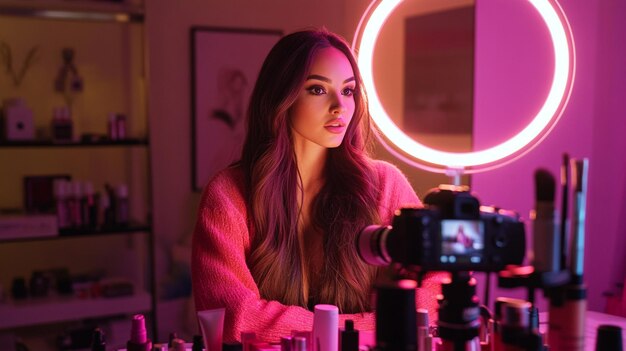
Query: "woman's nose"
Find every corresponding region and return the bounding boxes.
[331,95,347,115]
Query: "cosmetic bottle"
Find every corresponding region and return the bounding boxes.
[170,338,186,351]
[595,324,623,351]
[127,314,152,351]
[168,332,179,348]
[90,328,106,351]
[115,184,129,227]
[108,113,118,140]
[98,188,111,229]
[52,106,73,142]
[192,335,204,351]
[81,181,98,230]
[103,184,117,228]
[499,299,531,351]
[313,304,338,351]
[281,336,293,351]
[117,113,127,140]
[340,320,358,351]
[54,179,71,231]
[292,336,308,351]
[68,180,83,229]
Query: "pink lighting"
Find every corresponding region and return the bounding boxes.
[353,0,576,173]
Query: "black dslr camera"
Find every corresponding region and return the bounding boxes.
[357,185,525,272]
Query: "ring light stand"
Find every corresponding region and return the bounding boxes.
[353,1,576,350]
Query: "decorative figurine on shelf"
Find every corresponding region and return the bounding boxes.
[0,41,39,141]
[0,40,39,88]
[54,48,84,112]
[53,48,84,141]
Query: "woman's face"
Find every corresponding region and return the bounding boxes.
[290,47,356,151]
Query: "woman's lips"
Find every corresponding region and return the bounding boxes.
[324,118,346,134]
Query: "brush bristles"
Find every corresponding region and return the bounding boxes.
[534,168,556,203]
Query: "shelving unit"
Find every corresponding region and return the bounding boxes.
[0,292,152,329]
[0,138,149,147]
[0,0,155,348]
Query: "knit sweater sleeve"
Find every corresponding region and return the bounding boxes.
[191,167,375,343]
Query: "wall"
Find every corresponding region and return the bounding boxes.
[471,0,626,312]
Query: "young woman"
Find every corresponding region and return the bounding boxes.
[192,28,441,342]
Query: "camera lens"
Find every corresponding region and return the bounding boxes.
[357,225,392,266]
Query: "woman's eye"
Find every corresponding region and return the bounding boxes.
[342,87,355,96]
[307,85,326,95]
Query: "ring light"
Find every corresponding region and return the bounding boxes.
[353,0,575,173]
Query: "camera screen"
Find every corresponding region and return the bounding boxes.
[440,220,485,263]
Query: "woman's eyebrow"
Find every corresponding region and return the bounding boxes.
[306,74,355,84]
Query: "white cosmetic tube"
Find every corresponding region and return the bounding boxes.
[197,308,225,351]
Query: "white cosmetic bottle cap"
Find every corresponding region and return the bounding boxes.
[312,304,339,351]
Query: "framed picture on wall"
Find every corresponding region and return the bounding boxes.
[190,26,282,191]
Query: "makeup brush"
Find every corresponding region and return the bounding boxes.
[559,153,570,271]
[569,158,589,283]
[532,168,560,273]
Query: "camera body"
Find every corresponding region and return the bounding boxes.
[358,185,525,272]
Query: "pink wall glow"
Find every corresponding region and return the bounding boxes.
[472,0,626,312]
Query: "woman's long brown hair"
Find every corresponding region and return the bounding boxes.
[240,29,381,313]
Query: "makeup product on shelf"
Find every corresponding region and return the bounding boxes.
[192,335,204,351]
[595,324,623,351]
[532,169,560,273]
[340,319,358,351]
[558,153,570,270]
[108,113,119,141]
[568,158,588,285]
[556,158,589,351]
[168,332,178,348]
[29,270,49,297]
[117,113,127,140]
[292,336,308,351]
[170,338,186,351]
[68,180,84,229]
[81,181,97,230]
[11,277,28,299]
[90,328,106,351]
[548,153,572,351]
[115,184,129,227]
[52,106,73,142]
[280,336,293,351]
[291,330,312,351]
[54,178,71,230]
[127,314,152,351]
[313,304,339,351]
[499,299,532,351]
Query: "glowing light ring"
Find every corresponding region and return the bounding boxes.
[354,0,575,172]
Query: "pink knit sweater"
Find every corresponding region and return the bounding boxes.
[192,160,443,342]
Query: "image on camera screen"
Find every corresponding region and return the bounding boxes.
[440,220,485,256]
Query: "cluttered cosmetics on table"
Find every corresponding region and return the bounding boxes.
[356,184,526,273]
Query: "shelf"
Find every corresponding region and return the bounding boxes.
[0,138,148,148]
[0,292,151,329]
[0,223,152,244]
[0,0,144,23]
